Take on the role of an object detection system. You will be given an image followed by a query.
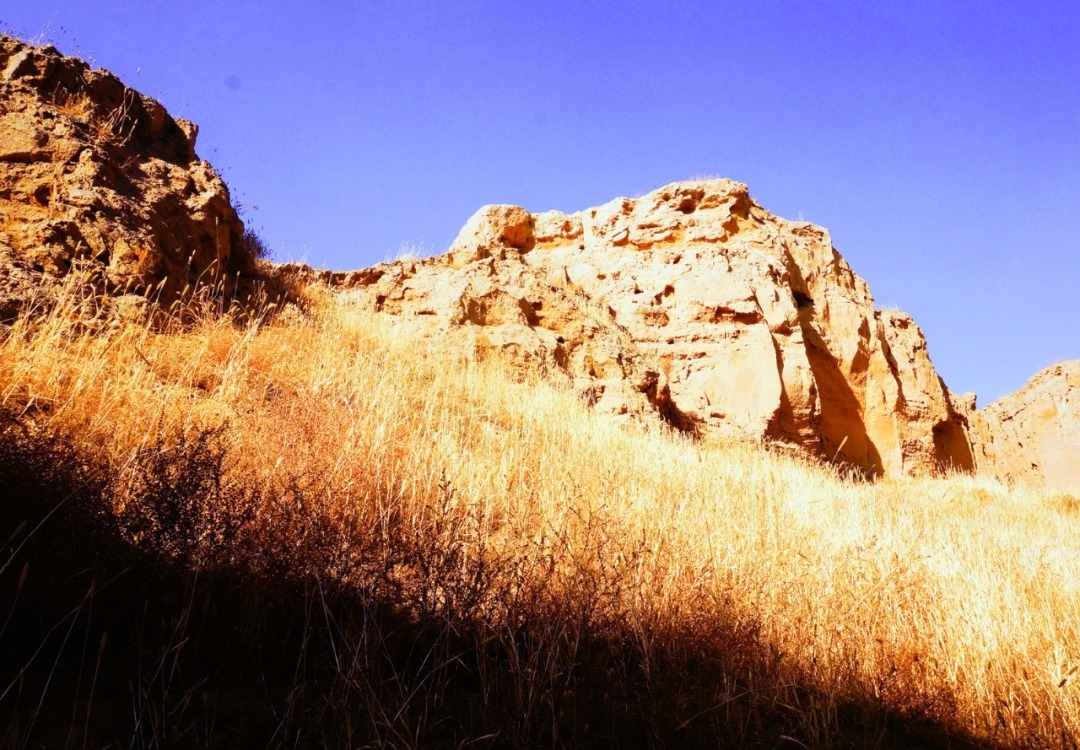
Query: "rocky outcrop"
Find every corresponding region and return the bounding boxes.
[0,36,253,320]
[325,179,976,477]
[4,38,1069,483]
[969,361,1079,487]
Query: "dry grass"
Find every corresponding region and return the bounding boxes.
[0,280,1078,748]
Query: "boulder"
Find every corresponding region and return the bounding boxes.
[0,36,253,320]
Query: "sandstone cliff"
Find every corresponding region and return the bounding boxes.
[969,361,1079,487]
[313,180,977,477]
[0,36,253,320]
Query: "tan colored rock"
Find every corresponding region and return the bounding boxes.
[323,179,978,476]
[969,361,1079,487]
[0,36,254,320]
[873,310,976,474]
[449,204,536,263]
[323,247,678,427]
[14,37,1071,484]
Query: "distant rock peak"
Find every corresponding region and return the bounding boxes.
[968,361,1078,486]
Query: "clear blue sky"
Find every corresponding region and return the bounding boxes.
[3,1,1078,403]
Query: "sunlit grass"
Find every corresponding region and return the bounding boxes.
[1,279,1077,747]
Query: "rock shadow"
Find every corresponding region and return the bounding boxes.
[800,320,885,477]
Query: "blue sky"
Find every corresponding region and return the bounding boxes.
[3,1,1077,403]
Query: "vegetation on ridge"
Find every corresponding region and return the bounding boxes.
[0,281,1078,748]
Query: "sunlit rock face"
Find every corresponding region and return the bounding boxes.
[967,361,1079,487]
[326,178,978,477]
[0,36,252,320]
[5,36,1072,484]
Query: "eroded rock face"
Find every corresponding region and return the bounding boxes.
[328,179,976,477]
[969,361,1079,487]
[0,36,253,319]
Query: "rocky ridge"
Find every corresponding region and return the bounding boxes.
[306,180,983,478]
[1,36,1073,484]
[0,36,254,320]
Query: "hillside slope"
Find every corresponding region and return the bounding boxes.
[1,285,1078,747]
[1,38,1079,747]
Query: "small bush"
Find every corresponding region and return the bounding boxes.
[241,227,272,261]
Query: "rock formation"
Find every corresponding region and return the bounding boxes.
[2,37,1070,483]
[317,179,977,477]
[969,361,1079,487]
[0,36,253,320]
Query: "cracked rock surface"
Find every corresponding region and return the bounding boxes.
[0,35,252,320]
[305,179,979,477]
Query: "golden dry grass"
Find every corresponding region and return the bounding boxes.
[1,282,1078,748]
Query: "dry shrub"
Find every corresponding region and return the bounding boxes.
[241,228,273,261]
